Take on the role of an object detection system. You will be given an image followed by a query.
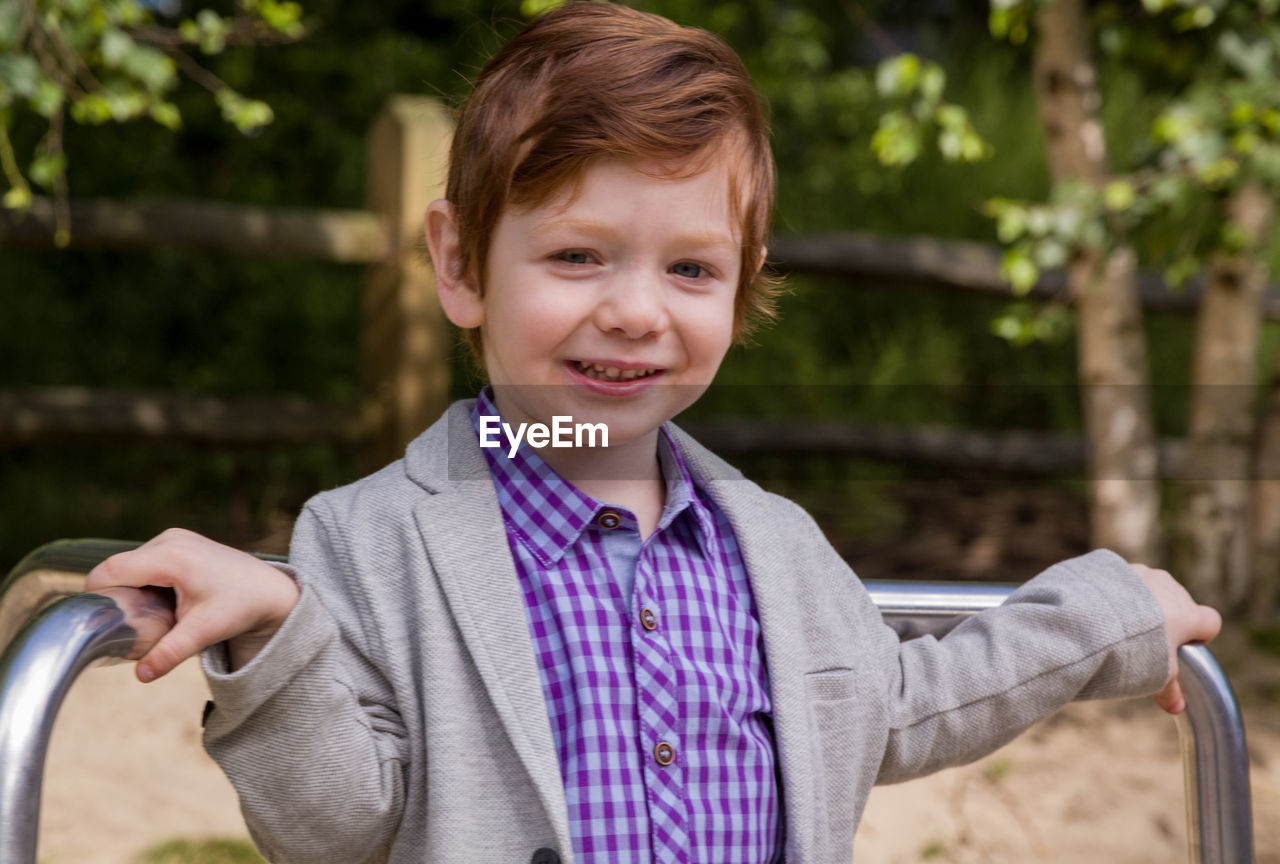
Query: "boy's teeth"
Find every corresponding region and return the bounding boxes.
[575,361,657,382]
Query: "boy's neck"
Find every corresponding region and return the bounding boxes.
[537,429,666,541]
[486,388,669,539]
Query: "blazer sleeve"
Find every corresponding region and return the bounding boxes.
[201,502,410,864]
[784,499,1170,786]
[871,548,1169,783]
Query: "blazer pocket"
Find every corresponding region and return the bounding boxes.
[806,667,860,702]
[805,666,884,863]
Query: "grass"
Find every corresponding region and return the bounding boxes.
[920,839,949,859]
[134,838,266,864]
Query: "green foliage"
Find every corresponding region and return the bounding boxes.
[0,0,306,241]
[871,54,991,167]
[520,0,566,16]
[936,0,1280,328]
[0,0,1237,568]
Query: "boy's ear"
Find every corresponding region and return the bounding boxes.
[756,245,769,274]
[424,199,485,329]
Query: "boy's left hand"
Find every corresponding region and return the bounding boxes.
[1130,563,1223,714]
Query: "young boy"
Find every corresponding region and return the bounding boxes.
[87,4,1221,863]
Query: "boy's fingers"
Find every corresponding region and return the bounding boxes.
[1154,677,1186,715]
[1194,604,1223,642]
[85,547,179,591]
[85,529,205,591]
[135,620,210,682]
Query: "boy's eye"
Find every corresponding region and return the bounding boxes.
[555,250,594,265]
[672,261,706,279]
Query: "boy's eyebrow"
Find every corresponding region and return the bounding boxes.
[528,218,623,243]
[529,218,738,253]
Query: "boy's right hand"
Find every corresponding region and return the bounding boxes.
[1129,562,1223,714]
[85,528,300,682]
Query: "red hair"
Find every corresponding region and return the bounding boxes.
[443,1,780,358]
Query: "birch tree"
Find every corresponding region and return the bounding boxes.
[1030,0,1162,563]
[880,0,1280,610]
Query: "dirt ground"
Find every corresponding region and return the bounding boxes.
[35,642,1280,864]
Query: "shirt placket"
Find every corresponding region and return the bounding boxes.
[631,543,691,864]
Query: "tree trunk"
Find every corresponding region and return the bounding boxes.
[1252,326,1280,623]
[1177,182,1272,613]
[1032,0,1162,562]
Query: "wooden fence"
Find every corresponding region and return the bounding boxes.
[1,94,1266,475]
[0,96,451,470]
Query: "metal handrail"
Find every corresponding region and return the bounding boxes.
[870,579,1253,864]
[0,540,1254,864]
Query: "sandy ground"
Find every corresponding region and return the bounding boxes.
[35,654,1280,864]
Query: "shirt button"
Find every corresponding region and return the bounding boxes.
[654,741,676,766]
[640,607,658,631]
[597,510,621,530]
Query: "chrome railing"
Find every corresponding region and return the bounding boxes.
[872,579,1253,864]
[0,540,1254,864]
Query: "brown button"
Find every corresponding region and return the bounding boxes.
[640,607,658,631]
[598,510,621,530]
[654,741,676,766]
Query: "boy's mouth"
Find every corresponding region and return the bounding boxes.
[572,360,661,382]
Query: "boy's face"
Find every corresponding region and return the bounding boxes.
[450,157,742,454]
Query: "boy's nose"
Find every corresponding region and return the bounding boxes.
[594,271,670,339]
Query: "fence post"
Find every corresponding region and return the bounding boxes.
[362,96,454,470]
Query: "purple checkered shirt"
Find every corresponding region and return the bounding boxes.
[472,391,782,864]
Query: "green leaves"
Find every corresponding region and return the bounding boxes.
[1103,179,1136,212]
[871,53,991,167]
[871,110,921,167]
[216,89,274,134]
[29,151,66,190]
[180,11,232,55]
[989,0,1033,44]
[2,0,307,237]
[253,0,304,38]
[990,302,1072,346]
[982,179,1129,299]
[520,0,566,17]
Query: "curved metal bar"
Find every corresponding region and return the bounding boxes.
[0,594,137,864]
[865,578,1013,639]
[0,540,1255,864]
[866,581,1254,864]
[1176,644,1254,864]
[0,539,141,653]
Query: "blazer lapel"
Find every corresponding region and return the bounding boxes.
[406,403,572,856]
[672,425,817,863]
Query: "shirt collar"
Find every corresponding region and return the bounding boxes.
[471,387,716,565]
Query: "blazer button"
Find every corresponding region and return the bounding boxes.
[530,848,561,864]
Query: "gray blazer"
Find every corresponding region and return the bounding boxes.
[203,401,1169,864]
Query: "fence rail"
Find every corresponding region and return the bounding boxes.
[3,390,1205,478]
[0,388,365,446]
[3,94,1274,475]
[0,196,389,262]
[7,199,1279,319]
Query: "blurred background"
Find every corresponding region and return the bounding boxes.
[4,0,1280,615]
[7,2,1280,862]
